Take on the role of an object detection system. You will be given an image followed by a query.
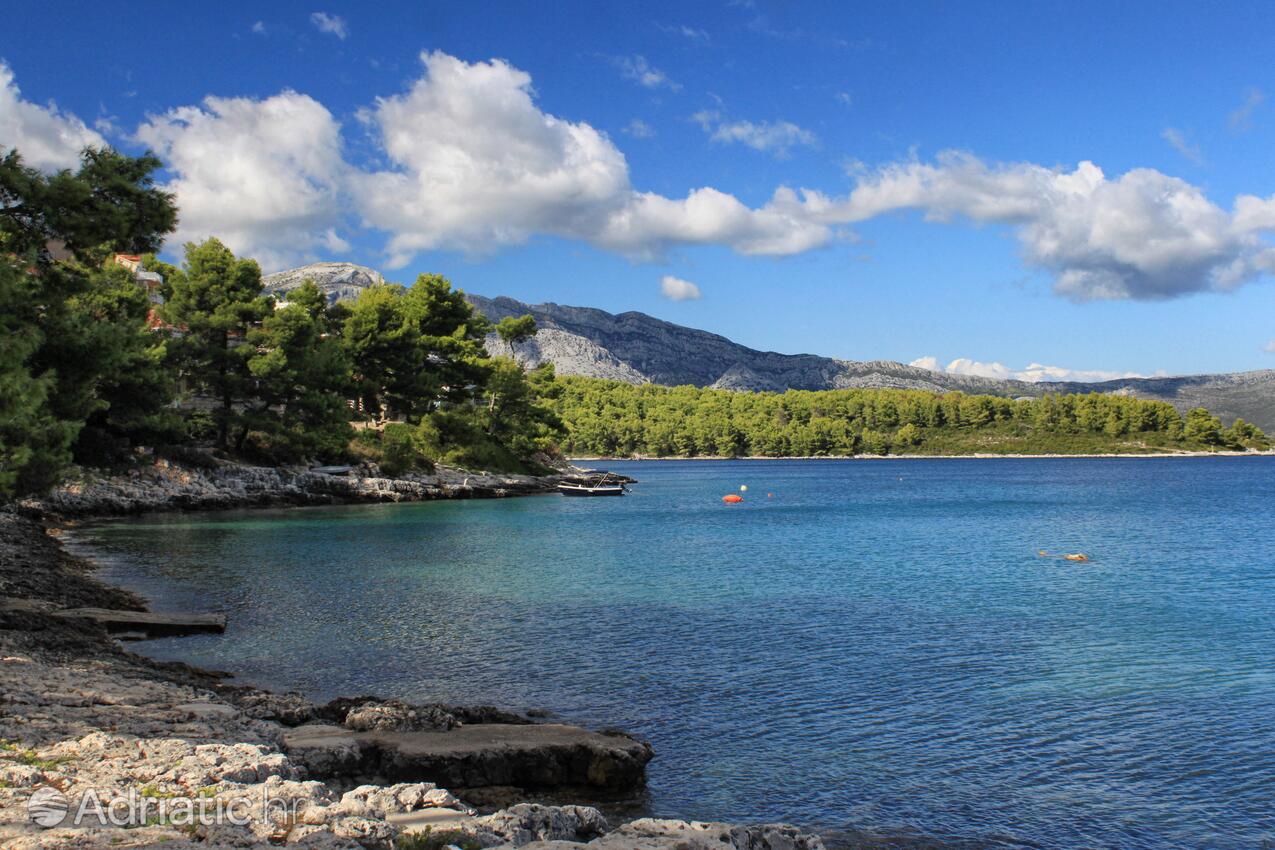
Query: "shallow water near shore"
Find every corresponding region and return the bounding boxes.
[71,457,1275,849]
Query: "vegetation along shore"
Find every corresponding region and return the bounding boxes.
[0,141,1268,850]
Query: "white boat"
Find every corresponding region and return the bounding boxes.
[558,473,628,497]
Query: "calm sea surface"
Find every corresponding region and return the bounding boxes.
[72,458,1275,849]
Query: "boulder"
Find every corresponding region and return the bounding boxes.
[283,723,652,792]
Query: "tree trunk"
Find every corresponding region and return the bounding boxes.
[217,330,230,450]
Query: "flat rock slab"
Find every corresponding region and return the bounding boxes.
[388,806,475,833]
[284,723,653,792]
[50,606,226,636]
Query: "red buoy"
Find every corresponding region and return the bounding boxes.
[722,494,743,504]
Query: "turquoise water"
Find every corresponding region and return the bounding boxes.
[75,458,1275,849]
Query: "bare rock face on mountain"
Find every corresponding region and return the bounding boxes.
[464,293,1275,431]
[262,262,384,303]
[498,328,649,384]
[254,268,1275,431]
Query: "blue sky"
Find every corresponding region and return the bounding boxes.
[4,0,1275,380]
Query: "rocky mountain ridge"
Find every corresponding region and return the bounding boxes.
[262,261,384,303]
[258,264,1275,431]
[466,294,1275,431]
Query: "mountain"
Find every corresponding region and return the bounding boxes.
[465,294,1275,432]
[262,262,384,302]
[252,266,1275,432]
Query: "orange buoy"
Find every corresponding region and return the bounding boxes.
[722,494,744,504]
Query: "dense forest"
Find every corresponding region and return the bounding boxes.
[554,378,1270,458]
[0,148,560,499]
[1,147,1268,501]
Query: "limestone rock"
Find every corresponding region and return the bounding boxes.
[474,803,609,845]
[463,293,1275,431]
[262,262,384,303]
[21,459,568,518]
[342,699,459,733]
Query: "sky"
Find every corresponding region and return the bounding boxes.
[4,0,1275,381]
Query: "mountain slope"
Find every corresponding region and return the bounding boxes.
[251,267,1275,432]
[465,294,1275,432]
[262,262,384,302]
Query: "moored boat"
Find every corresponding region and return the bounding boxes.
[558,473,628,496]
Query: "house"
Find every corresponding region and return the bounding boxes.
[112,254,169,330]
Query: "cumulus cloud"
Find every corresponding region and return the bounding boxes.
[1264,340,1275,353]
[309,12,347,39]
[818,151,1275,300]
[11,52,1275,303]
[1161,127,1204,165]
[911,356,1149,383]
[611,55,680,91]
[1229,87,1265,132]
[660,275,701,301]
[623,118,655,138]
[352,51,831,265]
[0,62,104,170]
[693,110,816,157]
[135,91,348,270]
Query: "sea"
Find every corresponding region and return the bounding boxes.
[70,457,1275,849]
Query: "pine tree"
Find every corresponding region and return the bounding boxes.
[243,280,353,461]
[162,239,271,451]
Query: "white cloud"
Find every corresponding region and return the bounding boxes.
[692,110,816,157]
[711,120,816,157]
[911,356,1149,383]
[0,62,105,171]
[352,51,831,265]
[623,118,655,138]
[611,55,680,91]
[135,91,348,271]
[12,52,1275,304]
[819,151,1275,300]
[1161,127,1204,166]
[660,275,701,301]
[1263,340,1275,353]
[309,11,347,39]
[1229,87,1265,132]
[251,20,267,34]
[658,23,710,41]
[835,92,852,107]
[909,356,942,373]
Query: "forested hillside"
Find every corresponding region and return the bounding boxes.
[3,146,1266,504]
[555,378,1269,457]
[0,148,561,499]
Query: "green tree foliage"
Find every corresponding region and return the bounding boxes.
[343,274,491,420]
[343,283,424,420]
[1183,407,1224,446]
[0,257,64,496]
[553,378,1257,458]
[400,273,491,405]
[1,148,175,259]
[162,239,271,450]
[242,280,354,461]
[0,148,177,497]
[481,360,563,456]
[495,314,537,357]
[69,263,180,461]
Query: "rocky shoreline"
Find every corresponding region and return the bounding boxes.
[0,501,826,850]
[15,455,590,519]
